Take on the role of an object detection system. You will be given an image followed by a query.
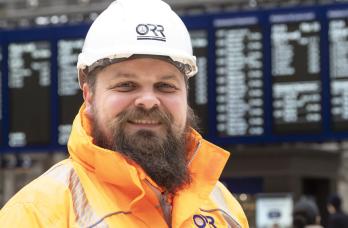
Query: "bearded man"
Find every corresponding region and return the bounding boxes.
[0,0,249,227]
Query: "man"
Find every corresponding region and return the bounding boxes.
[293,196,323,228]
[0,0,249,227]
[327,194,348,228]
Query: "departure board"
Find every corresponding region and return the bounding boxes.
[2,4,348,150]
[270,13,322,134]
[214,17,264,136]
[328,10,348,131]
[57,39,84,145]
[8,41,51,147]
[189,30,209,135]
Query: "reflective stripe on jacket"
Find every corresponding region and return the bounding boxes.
[0,104,249,228]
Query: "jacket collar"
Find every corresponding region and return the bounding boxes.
[68,104,230,226]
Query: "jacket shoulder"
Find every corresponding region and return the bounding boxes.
[209,181,249,228]
[0,159,75,226]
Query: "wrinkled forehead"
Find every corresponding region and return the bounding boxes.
[85,54,187,76]
[83,55,189,87]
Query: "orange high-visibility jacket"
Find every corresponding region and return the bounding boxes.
[0,105,249,228]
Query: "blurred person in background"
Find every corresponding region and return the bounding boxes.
[327,194,348,228]
[293,196,323,228]
[0,0,249,227]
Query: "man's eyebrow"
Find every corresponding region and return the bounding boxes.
[114,72,137,79]
[160,74,180,81]
[112,72,180,81]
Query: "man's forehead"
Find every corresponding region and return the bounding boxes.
[105,58,184,78]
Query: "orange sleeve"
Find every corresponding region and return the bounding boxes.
[216,181,250,228]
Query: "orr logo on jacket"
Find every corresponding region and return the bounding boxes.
[136,23,166,42]
[193,214,216,228]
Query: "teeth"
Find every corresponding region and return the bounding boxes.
[132,119,159,124]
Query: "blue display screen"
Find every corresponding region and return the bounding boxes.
[2,3,348,152]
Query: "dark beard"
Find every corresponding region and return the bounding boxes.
[92,106,197,194]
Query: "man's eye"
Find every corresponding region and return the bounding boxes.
[157,82,177,92]
[113,82,136,92]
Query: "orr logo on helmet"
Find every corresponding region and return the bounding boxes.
[136,24,166,42]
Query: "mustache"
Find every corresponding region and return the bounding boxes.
[112,106,173,128]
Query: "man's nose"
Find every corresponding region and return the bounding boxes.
[134,91,160,110]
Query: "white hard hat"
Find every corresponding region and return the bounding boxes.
[77,0,197,88]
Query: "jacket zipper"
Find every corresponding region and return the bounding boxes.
[145,140,202,228]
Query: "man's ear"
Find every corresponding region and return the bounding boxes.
[83,83,93,118]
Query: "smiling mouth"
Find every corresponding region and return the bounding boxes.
[128,119,161,125]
